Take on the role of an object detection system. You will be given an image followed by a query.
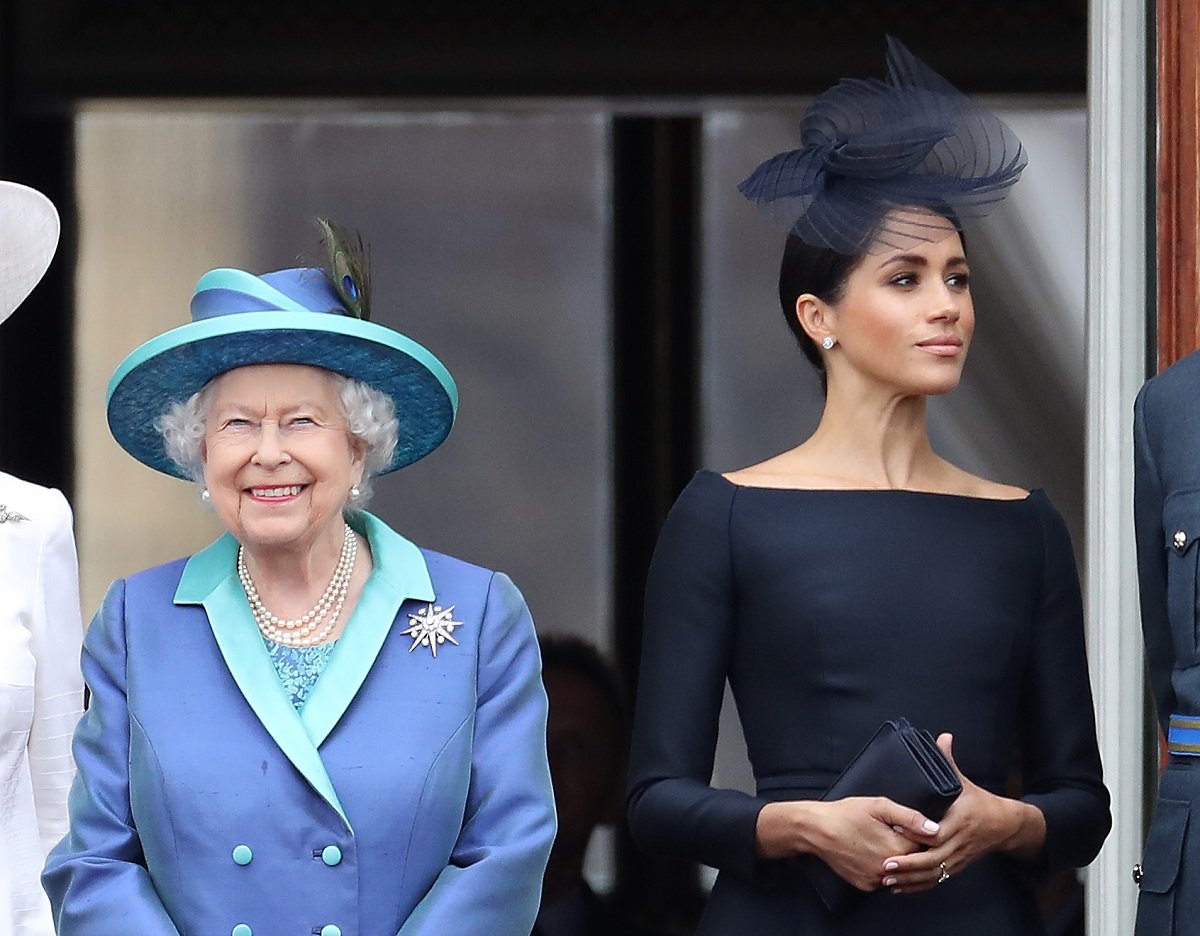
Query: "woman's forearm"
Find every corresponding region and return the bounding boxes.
[994,796,1047,862]
[755,801,822,860]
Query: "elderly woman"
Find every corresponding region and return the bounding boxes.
[43,240,556,936]
[0,181,84,936]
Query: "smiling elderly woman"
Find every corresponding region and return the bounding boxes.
[158,367,397,507]
[42,237,556,936]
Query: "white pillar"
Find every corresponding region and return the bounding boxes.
[1085,0,1149,932]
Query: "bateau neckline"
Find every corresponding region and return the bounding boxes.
[701,469,1037,503]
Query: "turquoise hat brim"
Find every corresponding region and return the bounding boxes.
[107,310,458,479]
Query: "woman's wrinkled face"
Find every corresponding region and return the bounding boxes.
[821,222,974,397]
[201,364,364,557]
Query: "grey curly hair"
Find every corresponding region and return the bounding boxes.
[154,371,398,508]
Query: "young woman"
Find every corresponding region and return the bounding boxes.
[627,39,1110,935]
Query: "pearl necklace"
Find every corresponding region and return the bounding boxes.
[238,523,357,647]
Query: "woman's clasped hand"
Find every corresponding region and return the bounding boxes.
[757,796,940,892]
[878,734,1046,894]
[759,733,1049,896]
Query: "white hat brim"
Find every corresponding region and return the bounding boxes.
[0,181,60,325]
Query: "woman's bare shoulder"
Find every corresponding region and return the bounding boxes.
[722,451,1031,500]
[721,449,837,490]
[942,465,1030,501]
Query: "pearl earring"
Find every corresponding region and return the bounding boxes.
[821,336,837,350]
[200,488,211,503]
[350,484,361,499]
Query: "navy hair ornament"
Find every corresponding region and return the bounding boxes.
[739,36,1027,255]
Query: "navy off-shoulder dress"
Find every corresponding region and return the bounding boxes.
[627,471,1110,935]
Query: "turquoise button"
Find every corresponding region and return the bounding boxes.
[232,925,252,936]
[320,926,341,936]
[231,845,253,866]
[321,845,343,867]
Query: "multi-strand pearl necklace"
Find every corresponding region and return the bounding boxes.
[238,523,357,647]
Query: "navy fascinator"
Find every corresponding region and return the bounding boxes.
[739,37,1027,255]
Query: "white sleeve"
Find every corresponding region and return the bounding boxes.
[28,488,84,855]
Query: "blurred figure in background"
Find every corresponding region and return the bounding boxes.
[537,636,651,936]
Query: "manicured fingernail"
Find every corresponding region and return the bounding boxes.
[884,861,899,871]
[923,819,940,833]
[883,877,897,887]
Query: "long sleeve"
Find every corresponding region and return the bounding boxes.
[1016,494,1111,875]
[0,481,83,936]
[41,580,182,936]
[396,572,556,936]
[28,488,84,855]
[626,474,766,880]
[1133,385,1175,732]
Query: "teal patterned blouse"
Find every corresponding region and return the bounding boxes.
[262,638,339,711]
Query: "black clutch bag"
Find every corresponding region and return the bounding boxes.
[801,718,962,913]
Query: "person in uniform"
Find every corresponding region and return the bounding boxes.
[1132,353,1200,933]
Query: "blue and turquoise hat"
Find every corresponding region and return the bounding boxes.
[106,266,458,480]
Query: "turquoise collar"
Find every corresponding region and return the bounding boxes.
[175,511,434,605]
[173,511,434,829]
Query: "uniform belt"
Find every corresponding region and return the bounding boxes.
[1167,714,1200,755]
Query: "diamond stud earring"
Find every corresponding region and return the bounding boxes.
[821,336,837,350]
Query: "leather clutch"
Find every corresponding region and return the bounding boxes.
[801,718,962,913]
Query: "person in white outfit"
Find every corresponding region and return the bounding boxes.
[0,180,84,936]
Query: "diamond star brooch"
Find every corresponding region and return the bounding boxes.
[401,603,464,657]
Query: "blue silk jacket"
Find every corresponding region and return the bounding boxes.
[43,512,556,936]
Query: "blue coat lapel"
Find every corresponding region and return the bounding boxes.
[303,512,435,746]
[172,512,435,831]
